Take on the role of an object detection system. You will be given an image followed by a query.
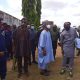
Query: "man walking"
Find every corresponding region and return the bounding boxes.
[13,18,30,78]
[38,24,54,76]
[60,22,77,77]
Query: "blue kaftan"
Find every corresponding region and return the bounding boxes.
[38,30,54,69]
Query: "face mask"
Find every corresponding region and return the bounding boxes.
[31,26,34,29]
[46,25,51,29]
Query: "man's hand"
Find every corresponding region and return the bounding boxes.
[0,52,4,57]
[42,48,46,56]
[58,42,62,46]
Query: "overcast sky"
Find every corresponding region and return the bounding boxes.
[0,0,80,27]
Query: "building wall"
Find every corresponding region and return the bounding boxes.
[42,20,54,25]
[0,10,21,27]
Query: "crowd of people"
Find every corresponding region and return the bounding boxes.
[0,17,80,80]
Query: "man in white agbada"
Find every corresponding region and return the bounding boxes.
[38,24,54,76]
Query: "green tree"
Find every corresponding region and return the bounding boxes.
[22,0,41,29]
[35,0,41,29]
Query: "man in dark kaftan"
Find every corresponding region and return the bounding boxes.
[13,18,30,78]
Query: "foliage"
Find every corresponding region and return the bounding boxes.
[22,0,41,30]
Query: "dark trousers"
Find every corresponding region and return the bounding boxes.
[31,48,36,62]
[7,44,13,59]
[0,57,7,79]
[53,48,56,59]
[31,40,36,62]
[52,41,57,59]
[17,56,28,74]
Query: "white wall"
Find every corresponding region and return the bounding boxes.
[0,10,21,27]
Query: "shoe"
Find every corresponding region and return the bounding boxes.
[24,72,29,77]
[45,69,51,73]
[69,71,73,77]
[76,53,80,56]
[60,69,65,75]
[29,59,31,65]
[29,63,32,66]
[17,73,22,78]
[40,70,49,76]
[1,79,6,80]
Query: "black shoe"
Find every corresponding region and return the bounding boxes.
[76,53,80,56]
[60,69,65,75]
[45,69,51,73]
[32,61,38,64]
[40,71,49,76]
[24,72,29,77]
[1,79,6,80]
[29,62,32,65]
[17,73,22,78]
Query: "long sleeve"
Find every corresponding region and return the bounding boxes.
[60,33,64,45]
[39,31,46,48]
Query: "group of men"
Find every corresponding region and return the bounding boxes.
[0,17,78,80]
[0,17,37,80]
[0,18,14,80]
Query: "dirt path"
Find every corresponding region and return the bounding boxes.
[7,47,80,80]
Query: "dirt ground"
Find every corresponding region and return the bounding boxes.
[7,46,80,80]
